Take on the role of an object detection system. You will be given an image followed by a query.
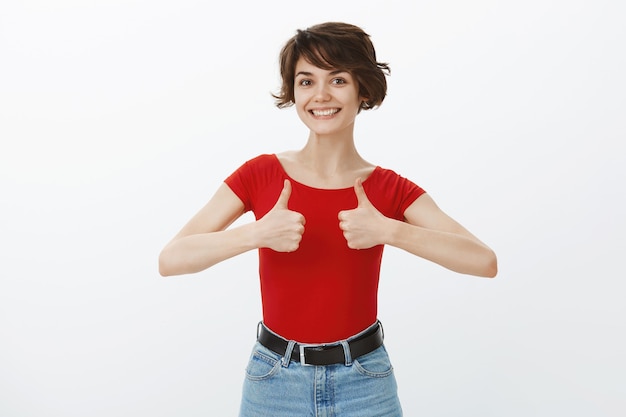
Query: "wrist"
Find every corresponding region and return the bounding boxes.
[242,220,264,250]
[380,216,399,246]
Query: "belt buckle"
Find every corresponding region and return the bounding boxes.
[298,343,319,366]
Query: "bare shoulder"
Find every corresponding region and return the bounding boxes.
[274,150,300,173]
[275,150,298,163]
[357,161,377,179]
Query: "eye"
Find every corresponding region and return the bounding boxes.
[298,79,312,87]
[331,78,346,85]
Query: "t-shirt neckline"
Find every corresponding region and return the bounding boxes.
[271,153,380,191]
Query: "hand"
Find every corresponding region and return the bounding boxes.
[338,178,389,249]
[256,179,305,252]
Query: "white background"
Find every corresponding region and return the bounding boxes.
[1,0,624,416]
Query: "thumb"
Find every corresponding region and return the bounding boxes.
[354,178,371,207]
[274,179,292,209]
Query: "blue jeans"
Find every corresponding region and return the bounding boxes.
[239,325,403,417]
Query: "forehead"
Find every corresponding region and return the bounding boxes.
[294,57,349,76]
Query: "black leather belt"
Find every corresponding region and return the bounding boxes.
[257,322,384,366]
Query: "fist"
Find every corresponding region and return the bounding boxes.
[338,178,387,249]
[257,179,305,252]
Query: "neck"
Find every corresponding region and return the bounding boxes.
[298,128,366,177]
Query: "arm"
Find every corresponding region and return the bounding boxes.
[338,179,497,278]
[159,180,305,276]
[388,193,497,278]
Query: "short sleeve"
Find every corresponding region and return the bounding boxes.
[224,154,284,214]
[224,159,254,212]
[366,167,426,220]
[395,175,426,216]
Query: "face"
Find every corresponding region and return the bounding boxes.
[293,57,364,137]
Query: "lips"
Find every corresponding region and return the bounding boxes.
[310,108,340,117]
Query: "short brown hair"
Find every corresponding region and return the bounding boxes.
[273,22,390,111]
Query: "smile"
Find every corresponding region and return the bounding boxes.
[310,108,340,117]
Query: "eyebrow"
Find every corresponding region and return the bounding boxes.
[295,69,348,77]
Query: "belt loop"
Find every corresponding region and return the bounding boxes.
[340,340,352,366]
[256,321,263,339]
[282,340,296,367]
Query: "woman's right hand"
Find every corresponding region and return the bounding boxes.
[255,179,305,252]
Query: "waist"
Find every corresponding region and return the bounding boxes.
[257,321,384,366]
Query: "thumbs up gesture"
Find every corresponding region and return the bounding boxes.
[338,178,389,250]
[257,179,306,252]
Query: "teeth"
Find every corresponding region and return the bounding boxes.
[311,108,339,116]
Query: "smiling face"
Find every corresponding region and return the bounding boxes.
[293,57,364,137]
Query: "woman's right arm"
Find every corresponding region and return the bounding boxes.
[159,180,304,276]
[159,183,251,276]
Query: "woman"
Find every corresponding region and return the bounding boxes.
[159,22,497,417]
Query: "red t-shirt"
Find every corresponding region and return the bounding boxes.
[224,154,425,343]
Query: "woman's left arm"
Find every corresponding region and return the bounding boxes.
[389,193,498,278]
[339,179,497,278]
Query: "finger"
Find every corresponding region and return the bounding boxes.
[354,177,371,207]
[273,179,292,209]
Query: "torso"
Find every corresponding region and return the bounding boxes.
[223,153,426,343]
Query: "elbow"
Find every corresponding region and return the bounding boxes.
[158,259,172,277]
[481,250,498,278]
[158,247,207,277]
[462,248,497,278]
[158,249,177,277]
[159,264,172,277]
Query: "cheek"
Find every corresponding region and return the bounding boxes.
[293,92,308,111]
[294,102,309,121]
[293,96,303,111]
[293,89,303,104]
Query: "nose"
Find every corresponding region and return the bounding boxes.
[313,83,331,102]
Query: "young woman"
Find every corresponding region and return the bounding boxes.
[159,22,497,417]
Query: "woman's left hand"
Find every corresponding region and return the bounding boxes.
[338,178,390,249]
